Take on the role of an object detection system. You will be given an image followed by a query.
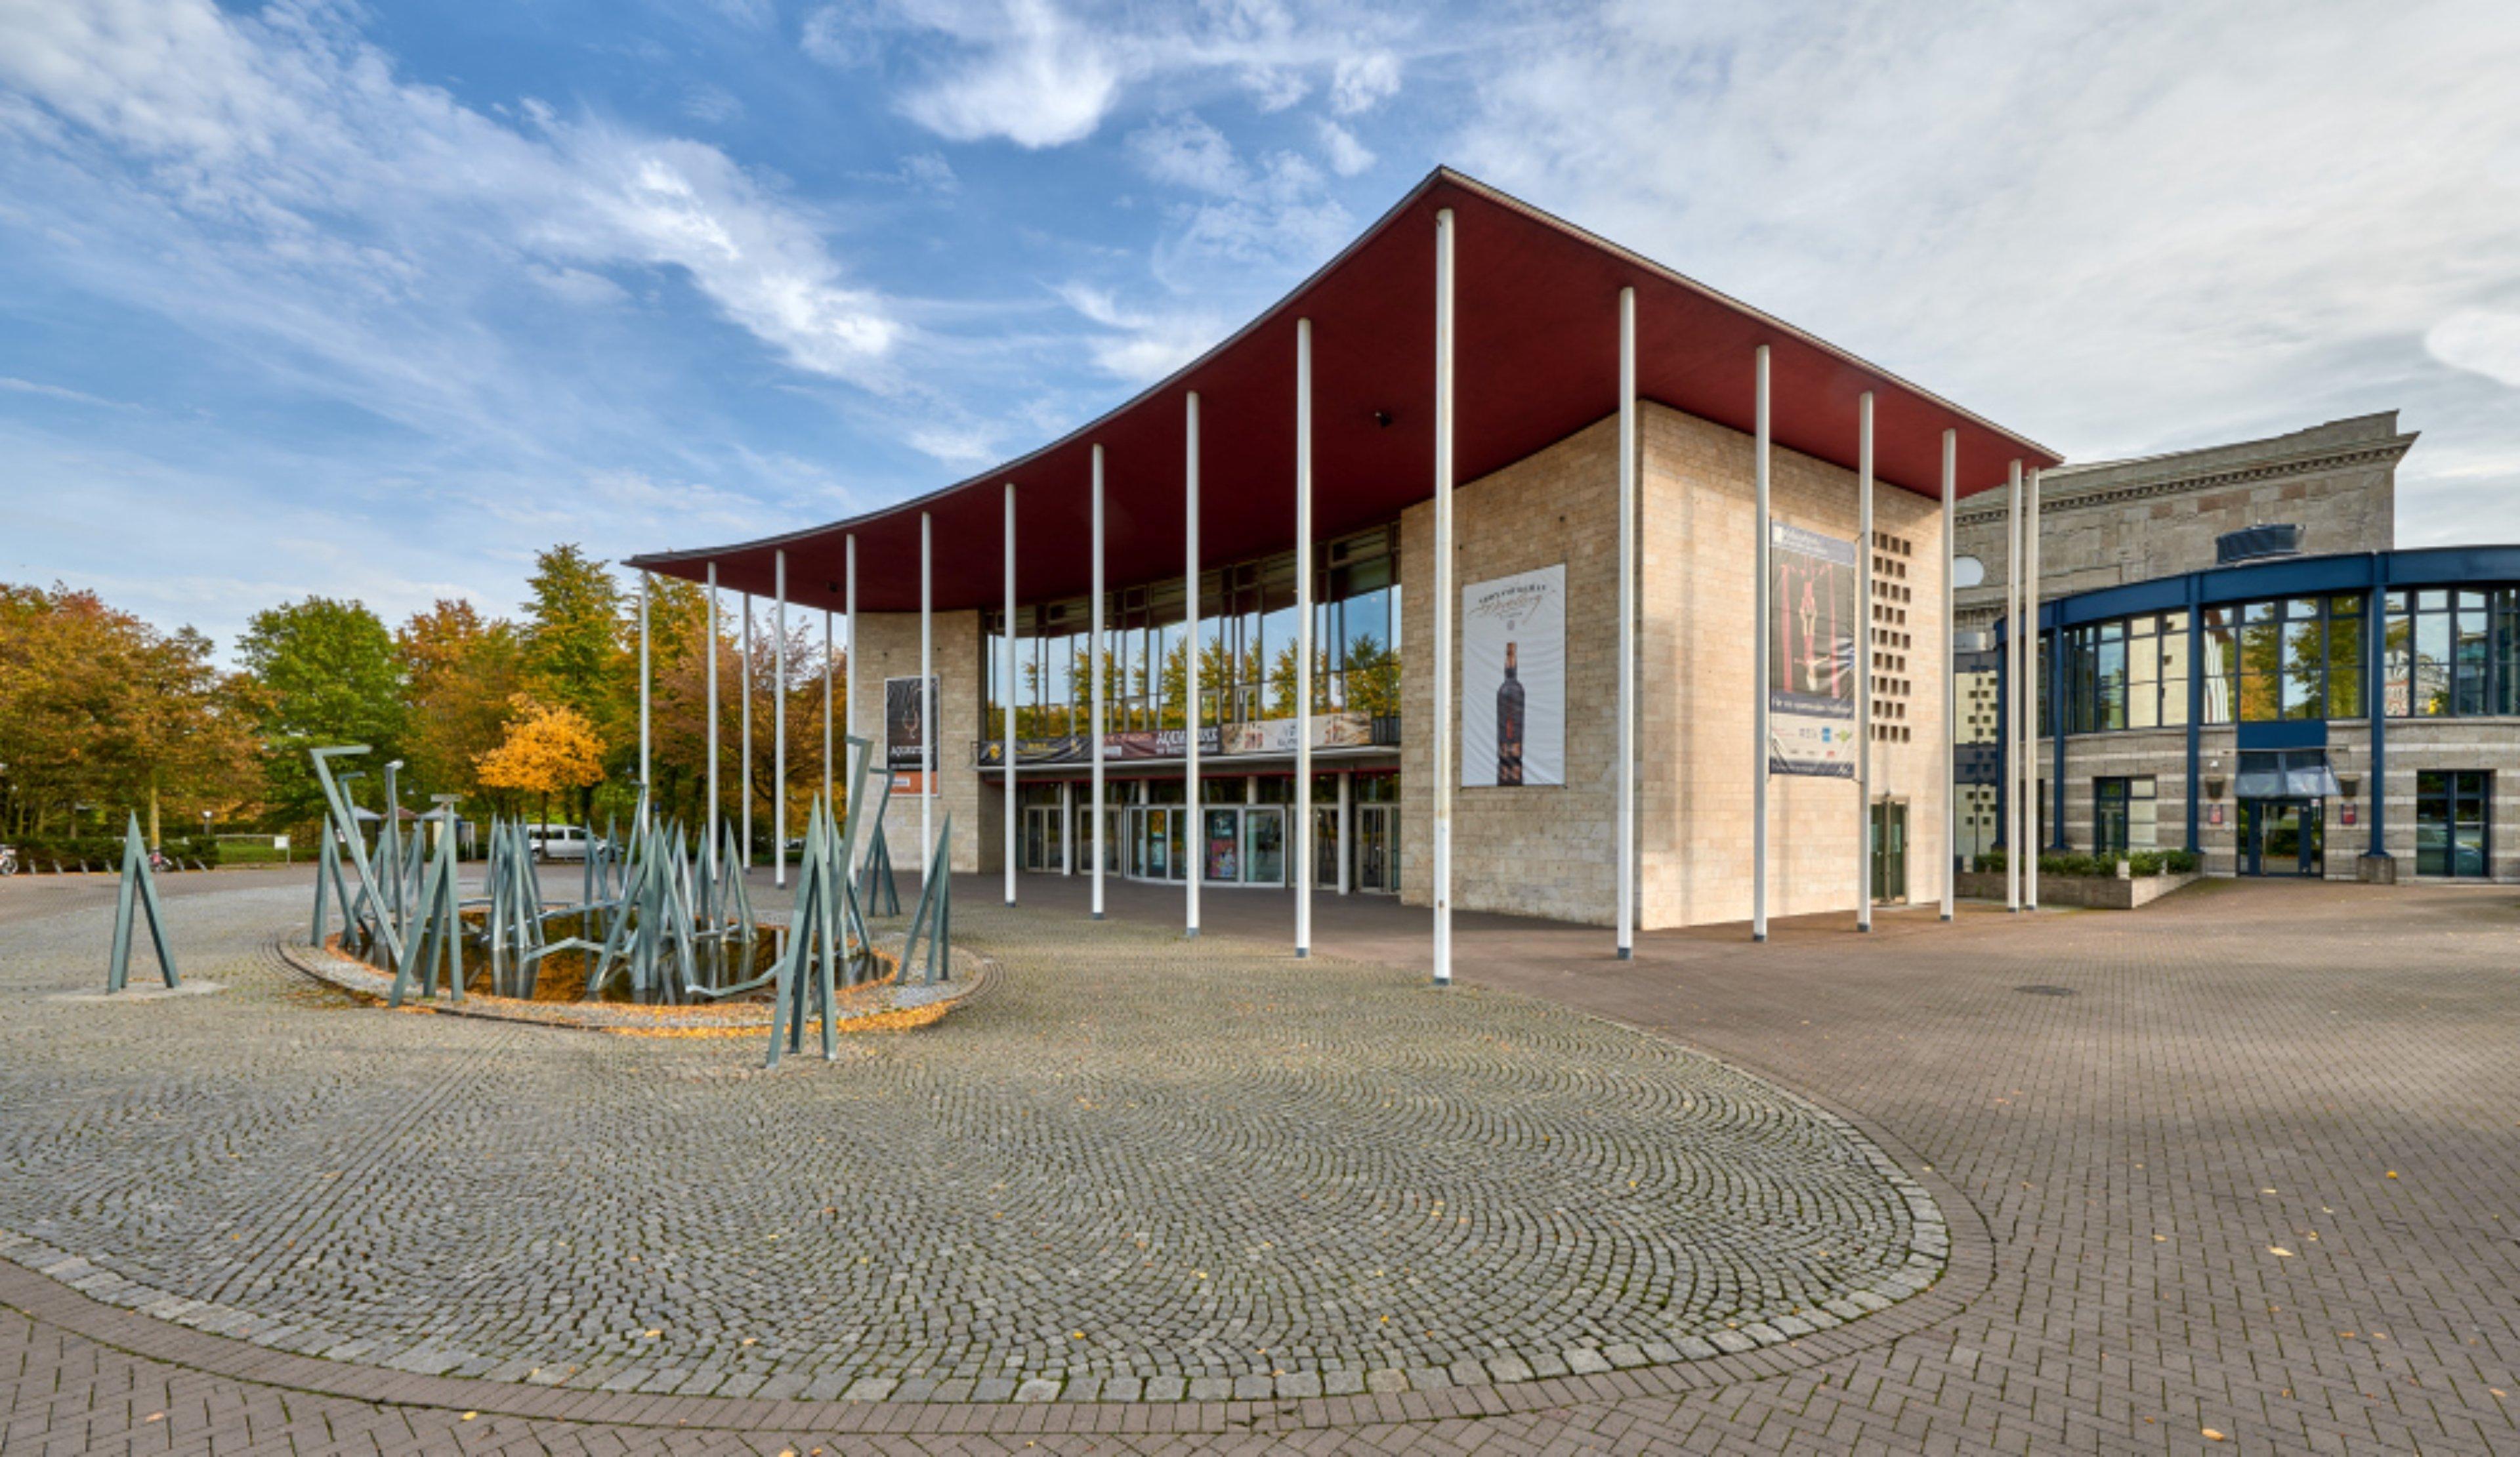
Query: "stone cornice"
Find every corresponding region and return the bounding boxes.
[1956,438,2412,525]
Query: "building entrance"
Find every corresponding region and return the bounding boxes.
[1870,799,1908,903]
[1020,805,1064,872]
[2239,798,2324,877]
[1354,806,1398,893]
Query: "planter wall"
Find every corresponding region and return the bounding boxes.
[1954,870,2202,910]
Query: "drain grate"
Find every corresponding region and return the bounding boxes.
[2015,984,2078,997]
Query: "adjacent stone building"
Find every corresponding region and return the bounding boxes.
[1955,412,2410,631]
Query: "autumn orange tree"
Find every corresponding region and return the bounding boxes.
[474,695,607,831]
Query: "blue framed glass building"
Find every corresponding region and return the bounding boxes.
[1999,545,2520,882]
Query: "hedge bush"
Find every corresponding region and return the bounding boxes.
[8,834,220,870]
[1975,847,2198,877]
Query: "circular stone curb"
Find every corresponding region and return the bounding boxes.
[275,934,994,1036]
[47,981,228,1003]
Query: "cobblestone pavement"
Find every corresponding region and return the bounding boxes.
[5,873,2519,1452]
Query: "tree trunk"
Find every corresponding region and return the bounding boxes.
[148,776,161,851]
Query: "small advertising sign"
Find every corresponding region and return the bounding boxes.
[885,674,941,792]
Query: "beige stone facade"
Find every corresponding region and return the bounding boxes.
[845,607,998,876]
[1397,403,1949,929]
[1957,412,2408,632]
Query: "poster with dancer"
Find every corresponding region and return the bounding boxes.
[885,675,941,792]
[1769,522,1858,778]
[1460,564,1565,787]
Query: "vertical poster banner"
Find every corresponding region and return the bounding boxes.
[884,675,941,793]
[1461,564,1566,787]
[1769,522,1858,777]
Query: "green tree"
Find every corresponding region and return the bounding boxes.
[237,597,405,828]
[397,599,525,811]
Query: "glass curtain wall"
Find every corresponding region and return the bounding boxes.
[2384,588,2520,718]
[2196,595,2364,725]
[984,526,1400,746]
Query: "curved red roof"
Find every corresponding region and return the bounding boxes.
[631,168,2058,613]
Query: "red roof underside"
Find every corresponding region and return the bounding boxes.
[633,170,2057,614]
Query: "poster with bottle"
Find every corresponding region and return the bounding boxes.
[1769,521,1858,777]
[1461,564,1565,787]
[884,674,942,793]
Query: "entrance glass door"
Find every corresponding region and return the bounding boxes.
[1021,807,1062,872]
[1133,807,1186,881]
[1355,806,1397,893]
[1202,808,1242,883]
[1314,806,1341,886]
[2240,798,2324,877]
[1244,808,1285,886]
[1870,799,1908,903]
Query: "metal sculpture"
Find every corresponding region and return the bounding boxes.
[106,813,179,992]
[900,816,953,986]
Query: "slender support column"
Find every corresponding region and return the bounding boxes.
[1616,286,1637,958]
[2026,466,2042,908]
[1858,391,1875,932]
[1295,319,1314,959]
[2005,459,2023,911]
[822,610,833,810]
[2367,580,2389,858]
[1431,206,1456,986]
[1004,481,1018,906]
[1091,446,1106,919]
[1060,779,1074,876]
[1753,344,1772,942]
[921,511,934,887]
[638,571,652,795]
[1335,769,1351,894]
[741,593,753,873]
[1185,392,1202,939]
[844,534,858,881]
[706,563,720,845]
[1941,430,1958,921]
[774,549,788,889]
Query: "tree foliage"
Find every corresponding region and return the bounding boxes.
[236,596,406,826]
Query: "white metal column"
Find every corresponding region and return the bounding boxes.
[707,562,720,843]
[1857,392,1875,932]
[1941,431,1958,922]
[1185,392,1202,939]
[741,592,753,872]
[1091,446,1106,920]
[774,549,787,889]
[2016,461,2036,907]
[2006,459,2023,912]
[1060,779,1073,877]
[1431,206,1456,986]
[1616,286,1637,958]
[1295,317,1314,959]
[1753,344,1772,942]
[1004,481,1018,906]
[920,511,934,887]
[637,570,651,795]
[1335,769,1351,895]
[843,534,857,881]
[822,609,833,811]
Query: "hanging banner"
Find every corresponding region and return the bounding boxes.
[885,674,942,792]
[1461,564,1566,787]
[1769,522,1858,778]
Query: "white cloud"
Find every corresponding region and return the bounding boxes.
[800,5,880,68]
[885,0,1127,148]
[2426,309,2520,389]
[1448,0,2520,536]
[1328,51,1398,115]
[1314,117,1372,177]
[1053,282,1223,382]
[0,0,900,391]
[1128,112,1244,194]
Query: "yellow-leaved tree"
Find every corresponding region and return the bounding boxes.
[474,694,606,832]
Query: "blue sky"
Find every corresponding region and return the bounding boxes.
[4,0,2518,655]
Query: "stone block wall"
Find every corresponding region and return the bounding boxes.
[1398,402,1950,930]
[846,608,998,875]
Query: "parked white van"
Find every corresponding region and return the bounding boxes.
[525,823,597,861]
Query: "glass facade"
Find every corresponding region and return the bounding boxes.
[982,526,1400,749]
[2053,612,2191,733]
[2384,588,2520,717]
[2416,770,2490,877]
[2197,595,2364,725]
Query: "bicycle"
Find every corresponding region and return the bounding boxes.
[0,845,17,876]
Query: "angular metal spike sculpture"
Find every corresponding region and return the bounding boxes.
[106,813,178,992]
[900,816,953,987]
